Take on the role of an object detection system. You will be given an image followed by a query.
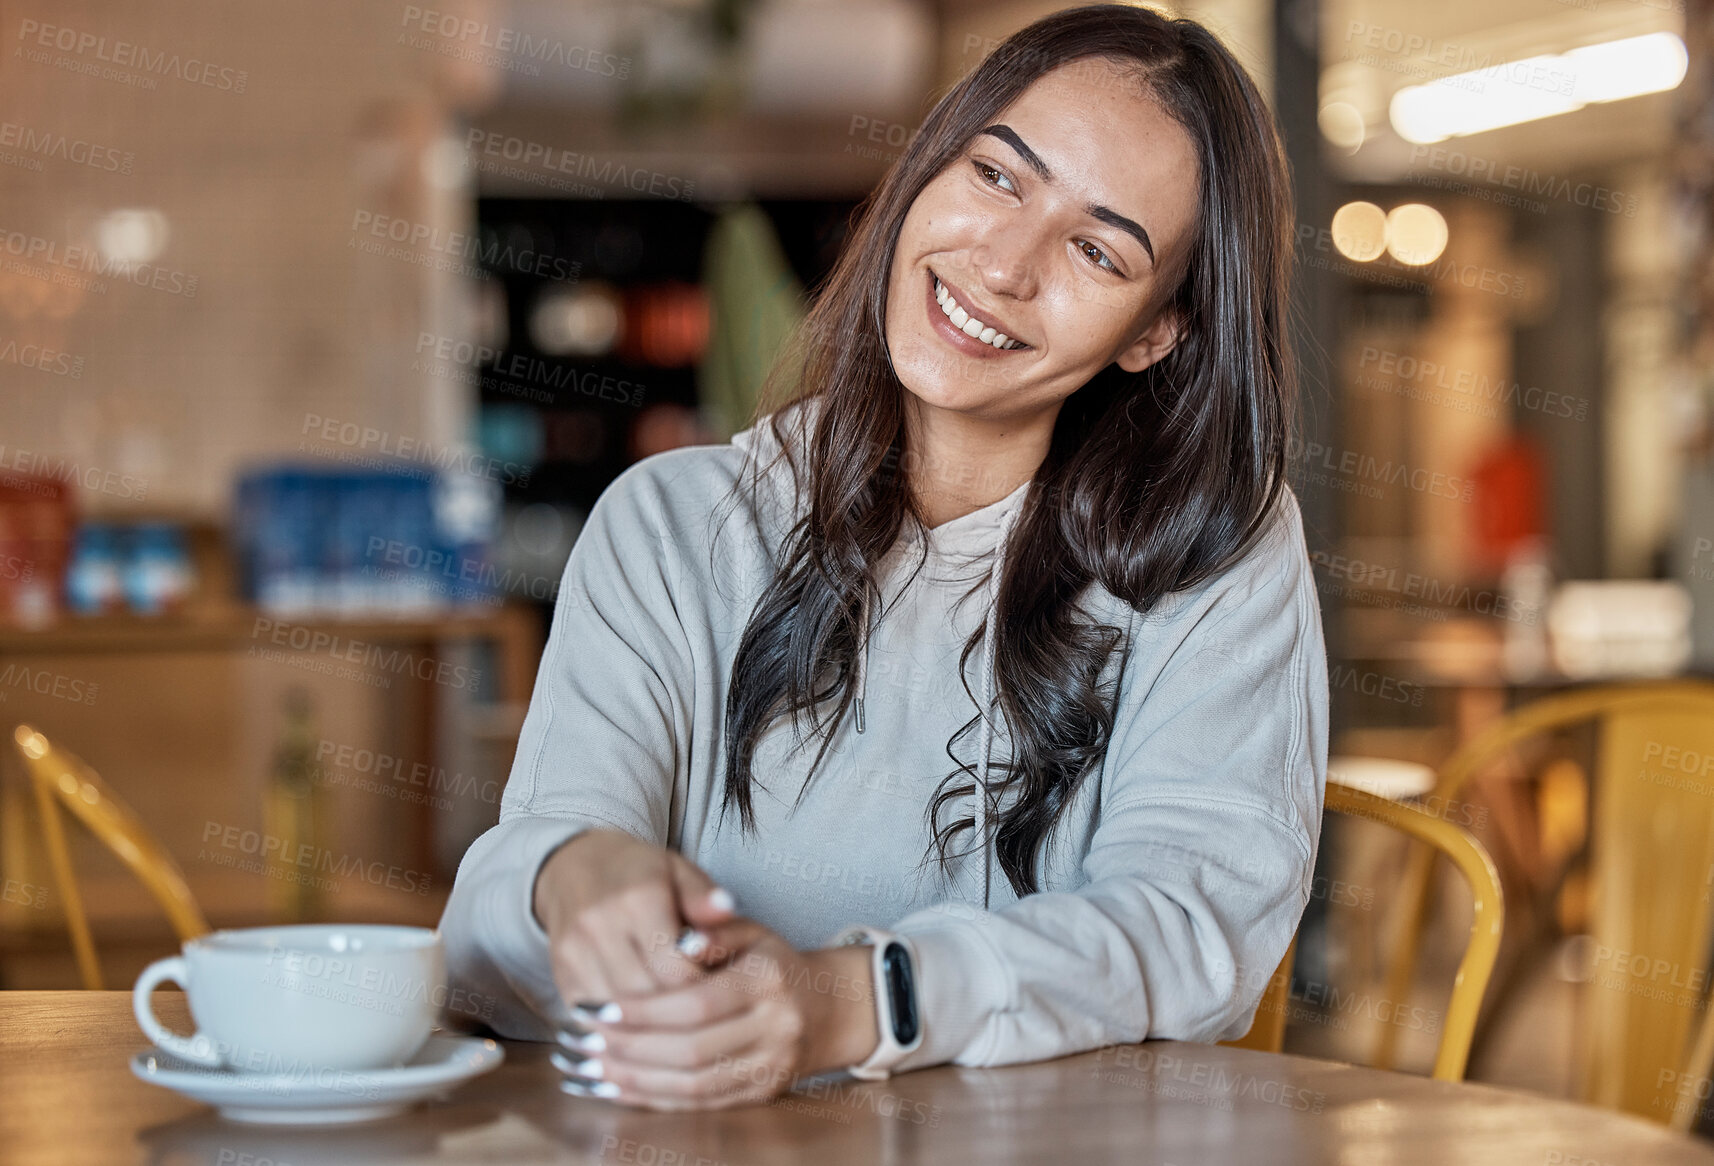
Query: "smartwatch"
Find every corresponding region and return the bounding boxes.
[832,925,923,1080]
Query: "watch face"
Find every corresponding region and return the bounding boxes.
[880,942,920,1045]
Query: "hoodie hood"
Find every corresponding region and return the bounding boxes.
[732,397,1028,907]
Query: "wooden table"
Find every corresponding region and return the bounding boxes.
[8,993,1714,1165]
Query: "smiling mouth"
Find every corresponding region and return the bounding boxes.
[928,270,1029,352]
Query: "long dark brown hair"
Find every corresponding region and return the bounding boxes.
[716,3,1296,896]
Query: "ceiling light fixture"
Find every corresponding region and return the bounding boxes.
[1389,31,1687,144]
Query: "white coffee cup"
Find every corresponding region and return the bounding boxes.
[133,924,445,1072]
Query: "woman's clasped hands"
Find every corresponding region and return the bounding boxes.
[532,829,881,1111]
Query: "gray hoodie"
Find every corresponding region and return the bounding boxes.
[439,396,1329,1071]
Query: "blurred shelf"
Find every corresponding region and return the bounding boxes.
[0,602,539,657]
[0,868,446,948]
[470,109,898,200]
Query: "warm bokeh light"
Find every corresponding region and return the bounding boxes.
[1332,201,1388,262]
[529,282,623,356]
[14,726,47,760]
[95,208,170,267]
[1318,101,1365,152]
[1384,203,1449,266]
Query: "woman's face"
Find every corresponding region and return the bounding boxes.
[883,58,1201,426]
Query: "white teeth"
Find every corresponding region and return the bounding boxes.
[932,276,1023,350]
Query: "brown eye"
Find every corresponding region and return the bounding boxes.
[1079,240,1117,273]
[971,160,1015,193]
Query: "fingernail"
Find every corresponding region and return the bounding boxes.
[709,887,735,912]
[676,928,709,958]
[559,1077,621,1100]
[556,1029,606,1054]
[551,1049,607,1079]
[572,1002,622,1024]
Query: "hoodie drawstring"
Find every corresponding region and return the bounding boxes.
[974,504,1022,909]
[851,497,1022,908]
[854,587,870,734]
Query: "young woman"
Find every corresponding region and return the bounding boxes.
[440,3,1327,1111]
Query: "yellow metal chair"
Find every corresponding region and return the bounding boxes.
[1220,936,1297,1057]
[10,724,209,989]
[1373,680,1714,1119]
[1222,781,1504,1082]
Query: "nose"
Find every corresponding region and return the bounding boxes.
[969,226,1040,302]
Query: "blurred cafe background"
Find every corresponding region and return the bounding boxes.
[4,0,1714,1134]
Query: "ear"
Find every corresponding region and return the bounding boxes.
[1115,306,1183,374]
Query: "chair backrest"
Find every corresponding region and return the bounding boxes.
[1376,681,1714,1119]
[11,724,208,989]
[1222,781,1504,1082]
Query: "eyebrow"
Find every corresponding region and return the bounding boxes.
[977,123,1155,266]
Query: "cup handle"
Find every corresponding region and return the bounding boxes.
[133,956,222,1067]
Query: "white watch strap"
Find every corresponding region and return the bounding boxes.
[833,925,922,1080]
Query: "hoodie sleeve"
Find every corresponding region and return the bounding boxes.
[880,495,1329,1071]
[438,462,691,1041]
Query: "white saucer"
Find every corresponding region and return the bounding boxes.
[130,1034,504,1124]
